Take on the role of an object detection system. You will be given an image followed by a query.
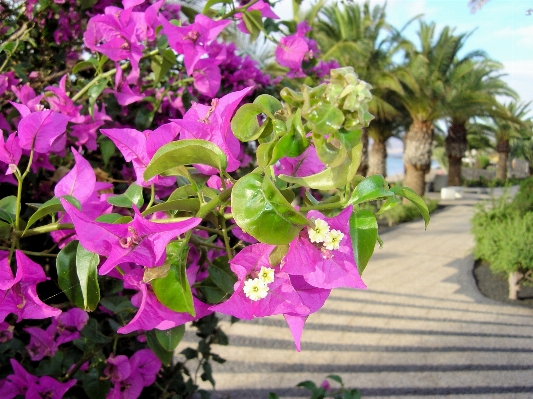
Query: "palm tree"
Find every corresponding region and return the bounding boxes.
[443,58,517,186]
[492,102,531,180]
[310,1,407,176]
[396,22,475,196]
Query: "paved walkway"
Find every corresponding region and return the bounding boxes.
[182,191,533,398]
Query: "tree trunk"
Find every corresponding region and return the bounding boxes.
[445,122,467,187]
[496,139,510,181]
[368,138,387,177]
[356,129,369,176]
[403,120,434,196]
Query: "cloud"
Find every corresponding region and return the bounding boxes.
[500,60,533,108]
[489,25,533,49]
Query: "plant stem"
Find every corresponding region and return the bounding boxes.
[196,187,233,219]
[72,49,159,102]
[0,246,57,257]
[146,184,155,210]
[217,0,260,19]
[20,223,74,237]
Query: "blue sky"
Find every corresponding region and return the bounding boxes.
[273,0,533,108]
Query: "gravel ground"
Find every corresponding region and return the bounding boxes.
[473,260,533,309]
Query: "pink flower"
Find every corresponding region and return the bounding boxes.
[101,123,179,186]
[0,132,22,175]
[210,244,309,320]
[60,199,201,275]
[0,251,61,323]
[282,206,366,290]
[117,268,212,334]
[171,87,253,175]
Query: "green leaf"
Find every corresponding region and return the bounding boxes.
[241,10,263,42]
[348,175,394,205]
[151,49,176,85]
[168,185,198,200]
[231,172,310,245]
[144,139,227,181]
[349,209,378,275]
[0,220,10,241]
[142,199,200,216]
[376,196,401,215]
[297,381,317,391]
[196,257,237,304]
[0,195,16,224]
[95,213,124,223]
[231,103,268,142]
[305,102,344,136]
[98,137,116,166]
[253,94,283,119]
[72,59,97,74]
[80,0,98,10]
[82,368,111,399]
[390,186,430,229]
[279,143,362,190]
[155,325,185,351]
[268,394,280,399]
[24,195,81,235]
[202,0,232,13]
[326,374,343,384]
[76,245,101,311]
[146,330,173,366]
[152,242,195,315]
[107,183,144,208]
[88,79,107,115]
[56,241,85,310]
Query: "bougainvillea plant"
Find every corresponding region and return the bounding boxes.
[0,0,429,398]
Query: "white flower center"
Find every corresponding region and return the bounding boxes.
[308,219,330,243]
[243,278,269,301]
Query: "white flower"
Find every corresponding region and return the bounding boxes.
[258,266,275,285]
[243,278,269,301]
[323,229,344,250]
[308,219,330,243]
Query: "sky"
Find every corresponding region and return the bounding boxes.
[273,0,533,158]
[273,0,533,107]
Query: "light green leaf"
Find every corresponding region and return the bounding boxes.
[142,199,200,216]
[279,143,362,190]
[76,244,101,311]
[349,209,378,275]
[348,175,394,205]
[202,0,232,14]
[305,102,345,136]
[231,172,310,244]
[241,10,263,42]
[231,103,268,142]
[151,242,195,315]
[376,196,401,215]
[390,186,430,229]
[72,59,97,74]
[253,94,283,119]
[24,195,81,235]
[144,139,227,181]
[107,183,144,208]
[95,213,124,223]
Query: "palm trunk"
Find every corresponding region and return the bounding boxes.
[368,138,387,177]
[445,122,467,187]
[356,129,369,176]
[403,120,434,196]
[496,139,510,181]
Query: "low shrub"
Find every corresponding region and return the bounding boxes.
[511,176,533,215]
[472,188,533,299]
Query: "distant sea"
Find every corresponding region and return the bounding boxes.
[386,155,440,176]
[387,155,404,176]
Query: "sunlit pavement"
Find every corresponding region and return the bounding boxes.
[179,188,533,399]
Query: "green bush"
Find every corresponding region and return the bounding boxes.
[472,192,533,277]
[511,176,533,215]
[476,155,491,169]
